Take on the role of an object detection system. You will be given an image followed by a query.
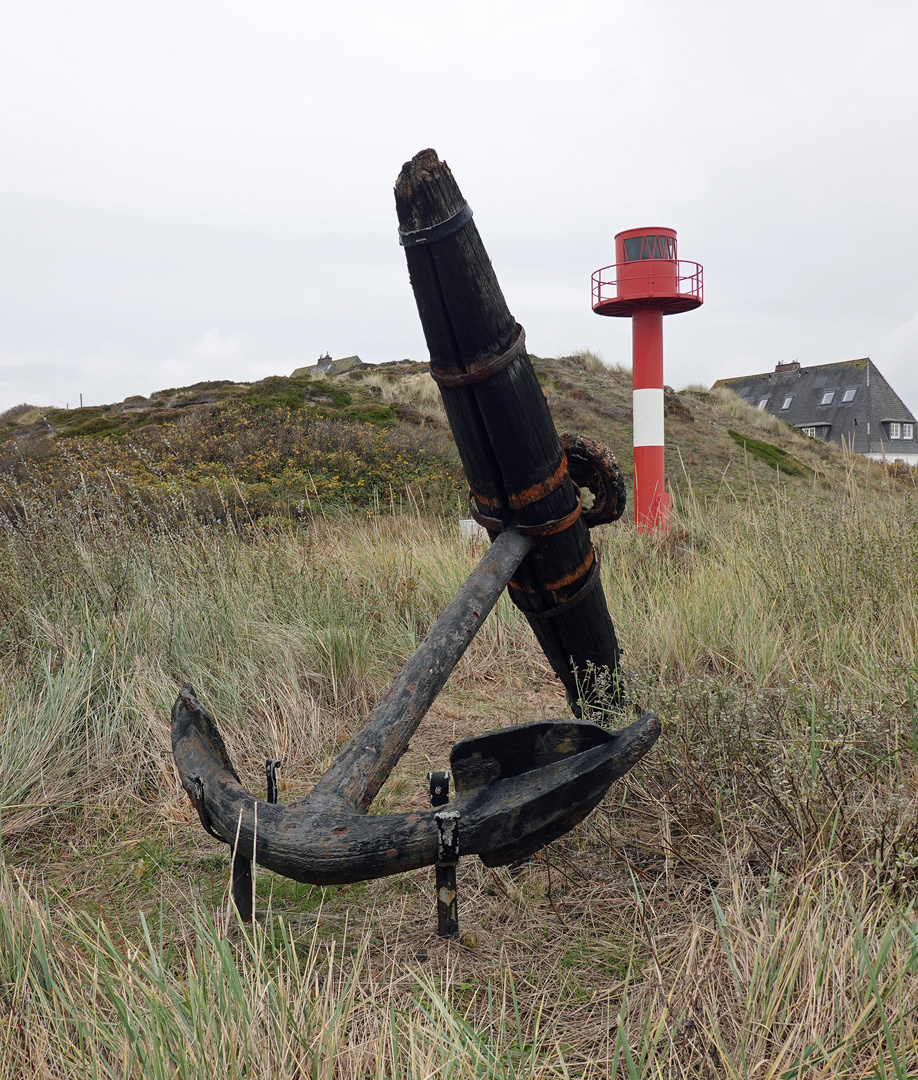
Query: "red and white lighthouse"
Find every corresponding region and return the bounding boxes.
[592,228,703,532]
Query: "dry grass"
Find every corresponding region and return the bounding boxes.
[356,367,449,428]
[1,470,917,1076]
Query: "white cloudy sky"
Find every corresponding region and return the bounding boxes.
[2,0,917,414]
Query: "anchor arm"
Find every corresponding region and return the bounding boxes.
[312,528,534,810]
[173,686,660,885]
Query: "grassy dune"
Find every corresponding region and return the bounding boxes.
[1,381,918,1075]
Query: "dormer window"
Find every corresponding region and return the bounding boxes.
[905,423,914,440]
[819,390,836,405]
[890,422,901,439]
[841,387,857,403]
[780,396,793,410]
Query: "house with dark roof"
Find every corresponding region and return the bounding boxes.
[292,354,365,378]
[713,359,918,466]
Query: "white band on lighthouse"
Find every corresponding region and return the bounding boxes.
[632,388,664,447]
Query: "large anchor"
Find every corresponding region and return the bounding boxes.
[171,150,660,924]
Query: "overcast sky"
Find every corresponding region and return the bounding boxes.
[2,0,917,415]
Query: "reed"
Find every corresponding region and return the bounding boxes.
[1,467,917,1075]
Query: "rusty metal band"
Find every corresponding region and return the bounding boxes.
[522,552,603,621]
[518,492,582,536]
[399,202,473,247]
[430,324,526,388]
[468,486,502,510]
[467,498,505,533]
[510,547,595,595]
[507,452,568,509]
[469,491,582,538]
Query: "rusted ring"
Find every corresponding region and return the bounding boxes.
[468,489,582,538]
[523,552,603,620]
[467,495,505,533]
[431,324,526,388]
[560,433,626,526]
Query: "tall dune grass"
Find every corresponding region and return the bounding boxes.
[1,468,917,1075]
[0,869,577,1079]
[604,485,918,697]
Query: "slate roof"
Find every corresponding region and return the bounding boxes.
[713,359,917,458]
[293,355,365,377]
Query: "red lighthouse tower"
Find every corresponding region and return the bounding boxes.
[592,228,703,532]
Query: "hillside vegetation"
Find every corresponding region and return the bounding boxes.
[2,354,908,523]
[1,357,917,1077]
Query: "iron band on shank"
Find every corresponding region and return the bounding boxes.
[398,201,473,247]
[523,552,603,620]
[469,489,583,538]
[430,323,526,388]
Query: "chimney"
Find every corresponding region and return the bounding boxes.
[775,360,801,373]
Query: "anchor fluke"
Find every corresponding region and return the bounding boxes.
[450,715,660,866]
[172,686,659,885]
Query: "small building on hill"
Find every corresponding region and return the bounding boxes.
[714,359,918,465]
[292,355,365,378]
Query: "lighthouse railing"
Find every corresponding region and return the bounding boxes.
[591,260,704,308]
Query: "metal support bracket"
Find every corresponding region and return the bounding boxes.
[434,810,460,939]
[266,759,282,804]
[428,770,459,937]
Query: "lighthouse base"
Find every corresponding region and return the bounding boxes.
[641,492,670,533]
[633,445,671,533]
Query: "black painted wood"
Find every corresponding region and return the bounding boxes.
[168,151,666,894]
[394,149,624,711]
[313,529,534,810]
[172,683,661,885]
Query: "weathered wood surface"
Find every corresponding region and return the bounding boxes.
[394,148,624,712]
[312,529,534,809]
[172,681,660,884]
[170,150,663,890]
[171,531,659,885]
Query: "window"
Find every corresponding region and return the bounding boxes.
[819,390,836,405]
[905,423,914,440]
[780,396,793,410]
[622,234,676,261]
[802,426,817,437]
[757,398,769,410]
[841,387,858,403]
[890,422,901,439]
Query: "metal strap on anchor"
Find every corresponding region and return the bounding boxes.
[266,759,282,804]
[430,324,526,388]
[467,500,505,532]
[468,489,583,538]
[518,493,583,536]
[523,552,603,621]
[398,201,473,247]
[187,776,225,842]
